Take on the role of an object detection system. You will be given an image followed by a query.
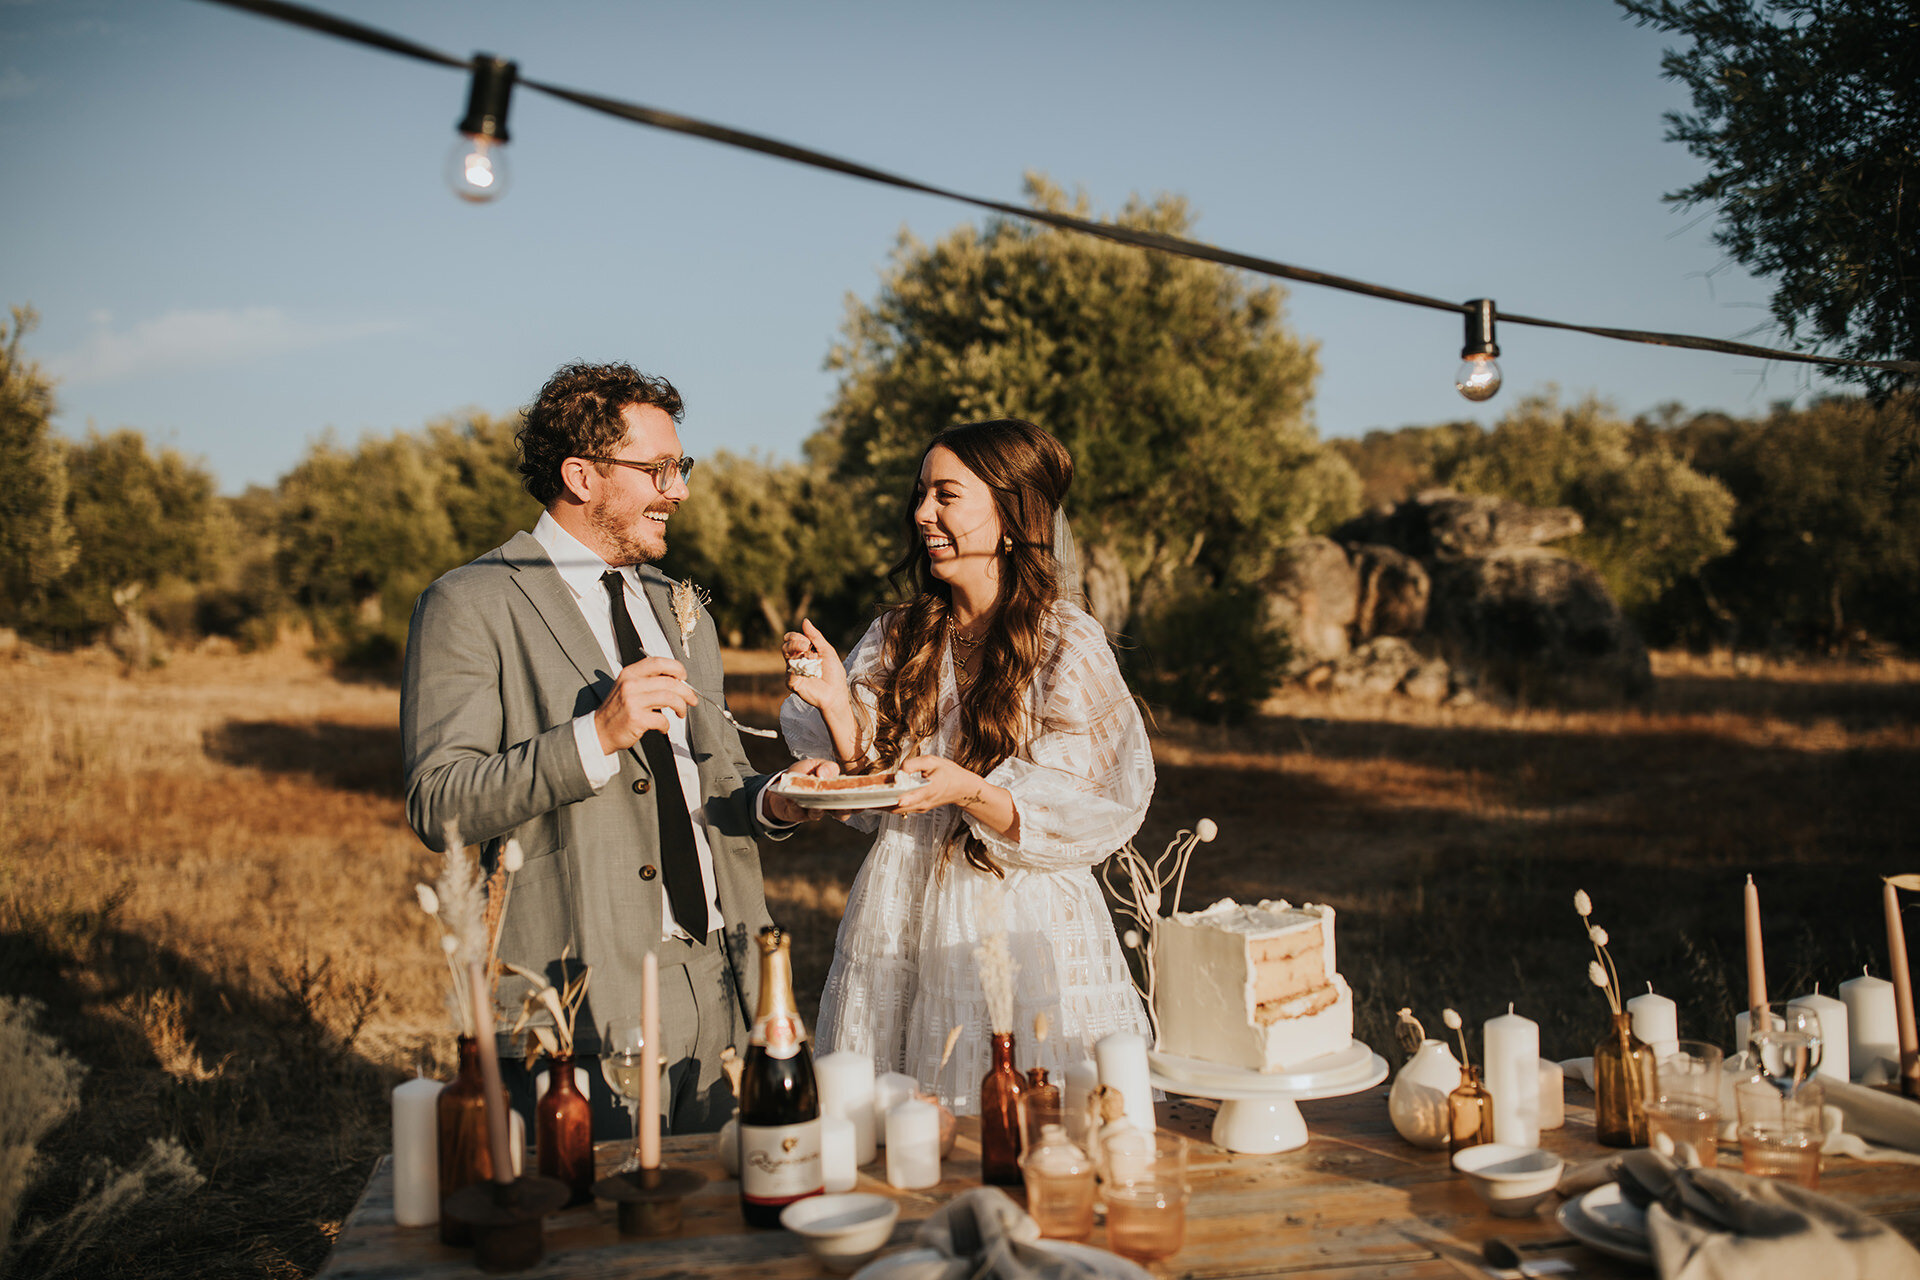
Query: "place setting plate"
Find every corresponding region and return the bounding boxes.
[1555,1182,1653,1266]
[767,771,927,811]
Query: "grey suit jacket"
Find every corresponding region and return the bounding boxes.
[400,530,777,1053]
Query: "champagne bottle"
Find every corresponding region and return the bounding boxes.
[739,925,823,1227]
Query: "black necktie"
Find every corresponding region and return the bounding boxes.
[600,570,710,938]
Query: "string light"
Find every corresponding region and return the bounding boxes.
[1455,299,1503,402]
[446,54,515,203]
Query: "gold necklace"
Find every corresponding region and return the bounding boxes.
[949,619,983,650]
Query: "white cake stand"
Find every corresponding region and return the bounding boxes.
[1148,1042,1388,1154]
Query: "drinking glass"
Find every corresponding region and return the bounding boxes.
[1749,1001,1823,1095]
[1102,1131,1189,1265]
[1735,1076,1823,1189]
[1648,1041,1724,1168]
[601,1018,648,1173]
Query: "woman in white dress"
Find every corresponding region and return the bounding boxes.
[780,418,1154,1112]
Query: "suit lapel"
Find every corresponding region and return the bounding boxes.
[640,572,688,664]
[502,531,617,693]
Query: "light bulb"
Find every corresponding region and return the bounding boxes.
[446,133,510,203]
[1454,353,1502,402]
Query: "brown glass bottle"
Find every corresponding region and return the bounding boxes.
[1594,1011,1654,1147]
[437,1036,493,1246]
[1023,1065,1062,1144]
[738,926,823,1227]
[980,1032,1026,1185]
[537,1053,594,1206]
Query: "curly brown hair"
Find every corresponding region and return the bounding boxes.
[862,418,1074,877]
[517,362,684,506]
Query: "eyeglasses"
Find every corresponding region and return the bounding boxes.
[582,454,696,491]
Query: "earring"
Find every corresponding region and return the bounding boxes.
[1001,535,1013,554]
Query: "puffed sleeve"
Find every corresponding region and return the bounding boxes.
[779,615,890,761]
[964,607,1154,872]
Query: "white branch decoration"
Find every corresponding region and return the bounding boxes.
[1100,817,1216,1047]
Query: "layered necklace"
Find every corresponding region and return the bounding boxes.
[949,616,986,691]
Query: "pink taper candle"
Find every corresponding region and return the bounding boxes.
[468,961,517,1188]
[640,951,661,1169]
[1884,880,1920,1095]
[1744,875,1767,1013]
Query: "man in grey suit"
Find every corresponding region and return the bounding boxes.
[401,361,826,1134]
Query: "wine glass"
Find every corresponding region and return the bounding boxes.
[601,1018,648,1172]
[1748,1002,1822,1095]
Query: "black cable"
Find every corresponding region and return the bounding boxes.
[194,0,1920,378]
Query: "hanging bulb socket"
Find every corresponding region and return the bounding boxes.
[1455,298,1503,402]
[447,54,517,203]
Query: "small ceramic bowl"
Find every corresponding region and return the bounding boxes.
[780,1192,901,1274]
[1450,1144,1565,1218]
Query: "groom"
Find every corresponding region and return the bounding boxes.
[401,361,825,1134]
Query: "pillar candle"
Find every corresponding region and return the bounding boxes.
[1482,1005,1540,1148]
[816,1051,879,1165]
[1745,875,1767,1013]
[884,1099,941,1189]
[1886,880,1920,1094]
[821,1115,858,1192]
[468,961,517,1187]
[1064,1058,1100,1151]
[1094,1032,1154,1135]
[1537,1059,1564,1130]
[391,1075,445,1227]
[873,1072,919,1146]
[1789,989,1849,1083]
[1841,969,1899,1084]
[1627,984,1679,1060]
[640,951,661,1170]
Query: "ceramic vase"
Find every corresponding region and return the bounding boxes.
[1389,1038,1462,1149]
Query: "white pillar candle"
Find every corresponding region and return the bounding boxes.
[391,1076,444,1227]
[1094,1032,1154,1135]
[1790,989,1849,1083]
[816,1051,879,1165]
[873,1071,919,1146]
[1482,1005,1540,1148]
[532,1065,593,1103]
[1627,985,1680,1060]
[1841,971,1899,1084]
[821,1115,858,1192]
[1537,1059,1564,1130]
[884,1099,941,1189]
[1064,1059,1100,1150]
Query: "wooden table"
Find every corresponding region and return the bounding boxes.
[319,1089,1920,1278]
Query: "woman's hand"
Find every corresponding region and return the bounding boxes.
[782,619,851,715]
[890,754,1014,835]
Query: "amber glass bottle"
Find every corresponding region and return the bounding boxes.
[437,1036,491,1246]
[980,1033,1027,1185]
[537,1053,595,1206]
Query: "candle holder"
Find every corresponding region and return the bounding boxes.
[592,1165,708,1237]
[443,1175,569,1272]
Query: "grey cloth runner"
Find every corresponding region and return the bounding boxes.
[914,1188,1108,1280]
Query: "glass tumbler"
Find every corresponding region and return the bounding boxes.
[1648,1040,1724,1168]
[1102,1130,1189,1265]
[1735,1076,1824,1189]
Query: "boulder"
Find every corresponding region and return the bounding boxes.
[1350,543,1429,639]
[1082,542,1132,635]
[1336,488,1583,562]
[1326,636,1422,695]
[1263,537,1358,671]
[1429,548,1651,704]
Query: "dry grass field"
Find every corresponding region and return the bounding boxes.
[3,641,1917,1277]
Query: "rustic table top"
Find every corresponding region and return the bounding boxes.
[319,1089,1920,1279]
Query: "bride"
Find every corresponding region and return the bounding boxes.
[781,417,1154,1111]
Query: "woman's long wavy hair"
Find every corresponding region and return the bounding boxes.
[861,418,1074,877]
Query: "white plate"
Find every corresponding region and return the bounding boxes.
[1149,1041,1378,1095]
[767,771,926,811]
[851,1240,1152,1280]
[1555,1183,1653,1267]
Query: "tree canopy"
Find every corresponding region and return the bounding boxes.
[1620,0,1919,393]
[0,308,75,624]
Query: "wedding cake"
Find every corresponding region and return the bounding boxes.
[1154,898,1353,1072]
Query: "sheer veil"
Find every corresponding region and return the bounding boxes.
[1051,506,1086,609]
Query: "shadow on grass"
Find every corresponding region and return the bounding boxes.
[203,721,403,797]
[0,894,398,1280]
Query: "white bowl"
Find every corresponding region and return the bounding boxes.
[1451,1144,1565,1218]
[780,1193,901,1273]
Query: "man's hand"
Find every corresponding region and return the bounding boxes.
[764,758,841,825]
[594,656,698,754]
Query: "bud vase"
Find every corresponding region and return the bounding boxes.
[979,1032,1027,1185]
[1594,1010,1653,1147]
[537,1053,595,1207]
[437,1036,492,1246]
[1447,1063,1493,1154]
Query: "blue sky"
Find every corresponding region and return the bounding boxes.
[3,0,1842,493]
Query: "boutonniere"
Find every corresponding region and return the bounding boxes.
[670,578,709,651]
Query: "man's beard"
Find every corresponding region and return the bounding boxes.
[587,491,671,566]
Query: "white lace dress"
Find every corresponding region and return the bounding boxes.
[780,602,1155,1113]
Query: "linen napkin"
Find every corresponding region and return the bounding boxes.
[1619,1149,1920,1280]
[914,1188,1107,1280]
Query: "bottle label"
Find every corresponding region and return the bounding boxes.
[750,1012,805,1061]
[740,1119,823,1203]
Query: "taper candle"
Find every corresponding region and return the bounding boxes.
[640,951,661,1169]
[392,1074,445,1226]
[1885,880,1920,1093]
[467,961,517,1187]
[1841,969,1898,1084]
[1745,875,1767,1013]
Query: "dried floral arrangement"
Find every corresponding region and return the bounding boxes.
[1574,889,1625,1015]
[505,948,592,1062]
[973,932,1019,1034]
[1442,1008,1475,1070]
[1100,818,1218,1044]
[413,825,523,1037]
